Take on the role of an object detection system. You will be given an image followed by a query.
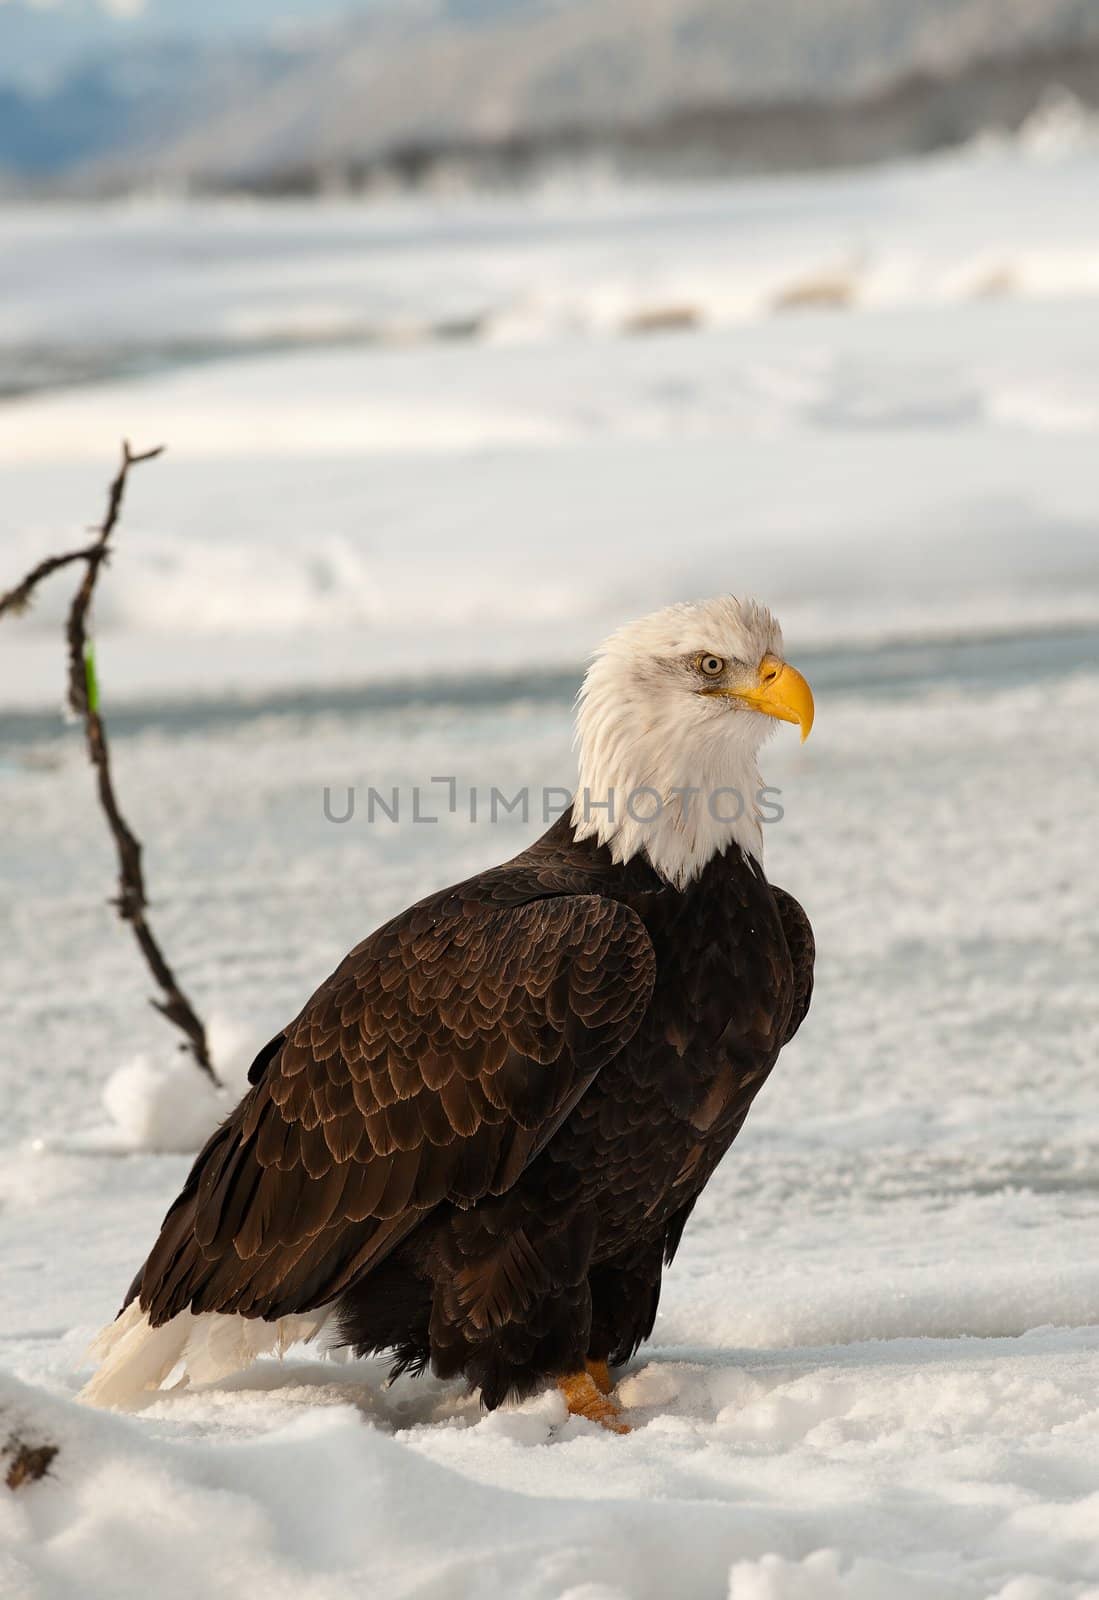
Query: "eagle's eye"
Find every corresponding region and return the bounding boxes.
[696,654,725,678]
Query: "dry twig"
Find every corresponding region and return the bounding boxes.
[1,442,218,1084]
[4,1434,59,1492]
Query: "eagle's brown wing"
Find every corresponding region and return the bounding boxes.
[771,884,815,1043]
[134,893,655,1325]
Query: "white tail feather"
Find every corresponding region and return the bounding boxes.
[80,1301,329,1409]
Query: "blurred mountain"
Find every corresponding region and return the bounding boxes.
[0,41,302,177]
[0,2,384,91]
[4,0,1099,184]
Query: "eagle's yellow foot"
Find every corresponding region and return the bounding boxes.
[585,1358,613,1395]
[558,1370,630,1433]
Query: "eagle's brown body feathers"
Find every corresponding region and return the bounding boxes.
[128,813,813,1407]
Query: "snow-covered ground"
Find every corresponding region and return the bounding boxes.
[2,129,1098,1597]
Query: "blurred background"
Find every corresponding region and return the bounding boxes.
[3,0,1099,709]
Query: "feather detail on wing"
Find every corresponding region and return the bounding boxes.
[771,884,815,1043]
[130,893,656,1330]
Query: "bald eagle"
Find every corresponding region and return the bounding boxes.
[84,596,815,1431]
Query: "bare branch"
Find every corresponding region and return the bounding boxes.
[2,441,219,1086]
[66,442,165,716]
[0,543,99,620]
[0,445,166,622]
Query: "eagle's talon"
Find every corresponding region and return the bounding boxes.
[585,1358,613,1395]
[559,1370,631,1433]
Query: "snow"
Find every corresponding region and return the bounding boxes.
[97,1058,225,1154]
[5,1326,1098,1599]
[87,1016,255,1155]
[4,141,1099,708]
[2,135,1099,1596]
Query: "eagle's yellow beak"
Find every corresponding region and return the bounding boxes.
[721,654,815,741]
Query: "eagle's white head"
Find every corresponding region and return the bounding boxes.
[571,596,814,888]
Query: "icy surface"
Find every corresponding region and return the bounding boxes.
[2,141,1098,1597]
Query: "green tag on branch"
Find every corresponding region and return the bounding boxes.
[84,642,100,713]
